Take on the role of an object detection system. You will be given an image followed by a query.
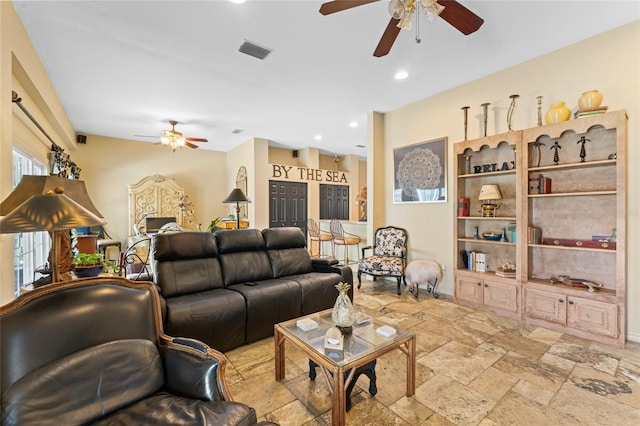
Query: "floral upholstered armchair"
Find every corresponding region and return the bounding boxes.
[357,226,408,295]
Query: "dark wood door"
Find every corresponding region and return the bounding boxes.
[319,184,349,220]
[269,181,307,234]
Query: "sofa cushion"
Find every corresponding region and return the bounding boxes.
[267,247,313,277]
[287,272,344,315]
[153,232,224,296]
[2,339,163,426]
[155,257,225,297]
[164,289,247,352]
[216,229,266,253]
[262,227,307,249]
[92,391,258,426]
[228,279,302,343]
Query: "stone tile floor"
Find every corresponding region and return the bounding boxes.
[225,278,640,425]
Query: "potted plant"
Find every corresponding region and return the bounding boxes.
[73,252,109,278]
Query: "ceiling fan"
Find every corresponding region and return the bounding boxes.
[156,120,208,151]
[319,0,484,57]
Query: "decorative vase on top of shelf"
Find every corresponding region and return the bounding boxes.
[578,90,603,110]
[544,102,571,124]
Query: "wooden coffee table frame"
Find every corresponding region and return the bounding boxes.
[274,314,416,425]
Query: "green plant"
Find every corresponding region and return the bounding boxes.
[73,252,105,267]
[207,217,223,233]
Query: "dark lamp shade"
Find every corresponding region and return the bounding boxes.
[223,188,251,204]
[0,175,103,217]
[0,191,105,234]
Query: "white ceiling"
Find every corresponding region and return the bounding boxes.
[13,1,640,158]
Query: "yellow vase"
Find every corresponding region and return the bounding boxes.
[545,102,571,124]
[578,90,603,110]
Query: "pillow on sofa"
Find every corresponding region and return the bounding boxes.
[2,339,163,425]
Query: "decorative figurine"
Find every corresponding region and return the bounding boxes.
[531,141,546,167]
[577,136,590,162]
[550,141,562,165]
[537,96,543,126]
[461,106,470,140]
[463,154,472,175]
[500,227,508,242]
[481,102,490,137]
[507,94,519,131]
[473,226,479,240]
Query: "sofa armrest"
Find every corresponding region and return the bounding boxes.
[311,261,353,287]
[160,336,232,402]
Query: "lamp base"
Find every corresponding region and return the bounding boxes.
[481,204,500,218]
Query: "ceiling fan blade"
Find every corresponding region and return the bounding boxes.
[437,0,484,35]
[319,0,380,15]
[185,137,208,143]
[374,17,401,57]
[184,141,199,149]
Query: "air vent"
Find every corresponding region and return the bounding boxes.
[238,40,272,60]
[232,129,243,134]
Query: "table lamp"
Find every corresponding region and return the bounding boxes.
[222,188,251,230]
[478,184,502,217]
[0,187,105,283]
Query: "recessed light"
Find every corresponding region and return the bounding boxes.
[349,121,359,128]
[394,70,409,80]
[314,134,322,141]
[229,0,246,4]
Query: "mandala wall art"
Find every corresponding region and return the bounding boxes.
[393,137,447,203]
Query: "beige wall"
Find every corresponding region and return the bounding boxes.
[0,2,77,303]
[71,135,229,244]
[374,21,640,341]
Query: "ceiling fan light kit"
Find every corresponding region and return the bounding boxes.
[320,0,483,57]
[158,120,208,152]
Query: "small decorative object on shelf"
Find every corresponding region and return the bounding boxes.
[550,140,562,164]
[461,106,470,140]
[500,227,508,242]
[481,102,490,136]
[473,226,479,239]
[478,184,502,217]
[332,282,356,335]
[536,96,543,126]
[463,153,472,174]
[577,136,590,162]
[610,228,617,242]
[545,101,571,124]
[578,90,603,110]
[507,94,519,131]
[495,263,516,278]
[458,197,470,216]
[531,141,546,167]
[482,232,501,241]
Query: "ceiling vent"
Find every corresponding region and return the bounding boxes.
[232,129,243,134]
[238,40,272,60]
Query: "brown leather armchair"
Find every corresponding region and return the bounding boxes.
[0,277,267,425]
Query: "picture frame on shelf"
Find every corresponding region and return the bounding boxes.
[393,137,447,203]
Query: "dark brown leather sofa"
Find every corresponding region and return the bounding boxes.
[152,227,353,352]
[0,277,269,426]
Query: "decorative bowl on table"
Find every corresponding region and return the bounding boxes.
[482,232,501,241]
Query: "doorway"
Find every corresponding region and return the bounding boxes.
[319,184,349,220]
[269,181,308,234]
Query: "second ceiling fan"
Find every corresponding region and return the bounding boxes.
[319,0,484,57]
[159,120,208,151]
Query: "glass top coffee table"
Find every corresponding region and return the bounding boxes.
[274,309,416,425]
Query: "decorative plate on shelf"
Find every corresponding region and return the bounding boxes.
[482,233,501,241]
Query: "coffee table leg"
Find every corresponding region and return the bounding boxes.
[274,327,285,381]
[406,335,416,396]
[332,367,346,425]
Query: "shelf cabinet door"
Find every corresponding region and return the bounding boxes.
[483,279,518,313]
[567,296,618,338]
[455,275,483,305]
[525,288,566,325]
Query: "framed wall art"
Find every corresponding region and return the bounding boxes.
[393,137,447,203]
